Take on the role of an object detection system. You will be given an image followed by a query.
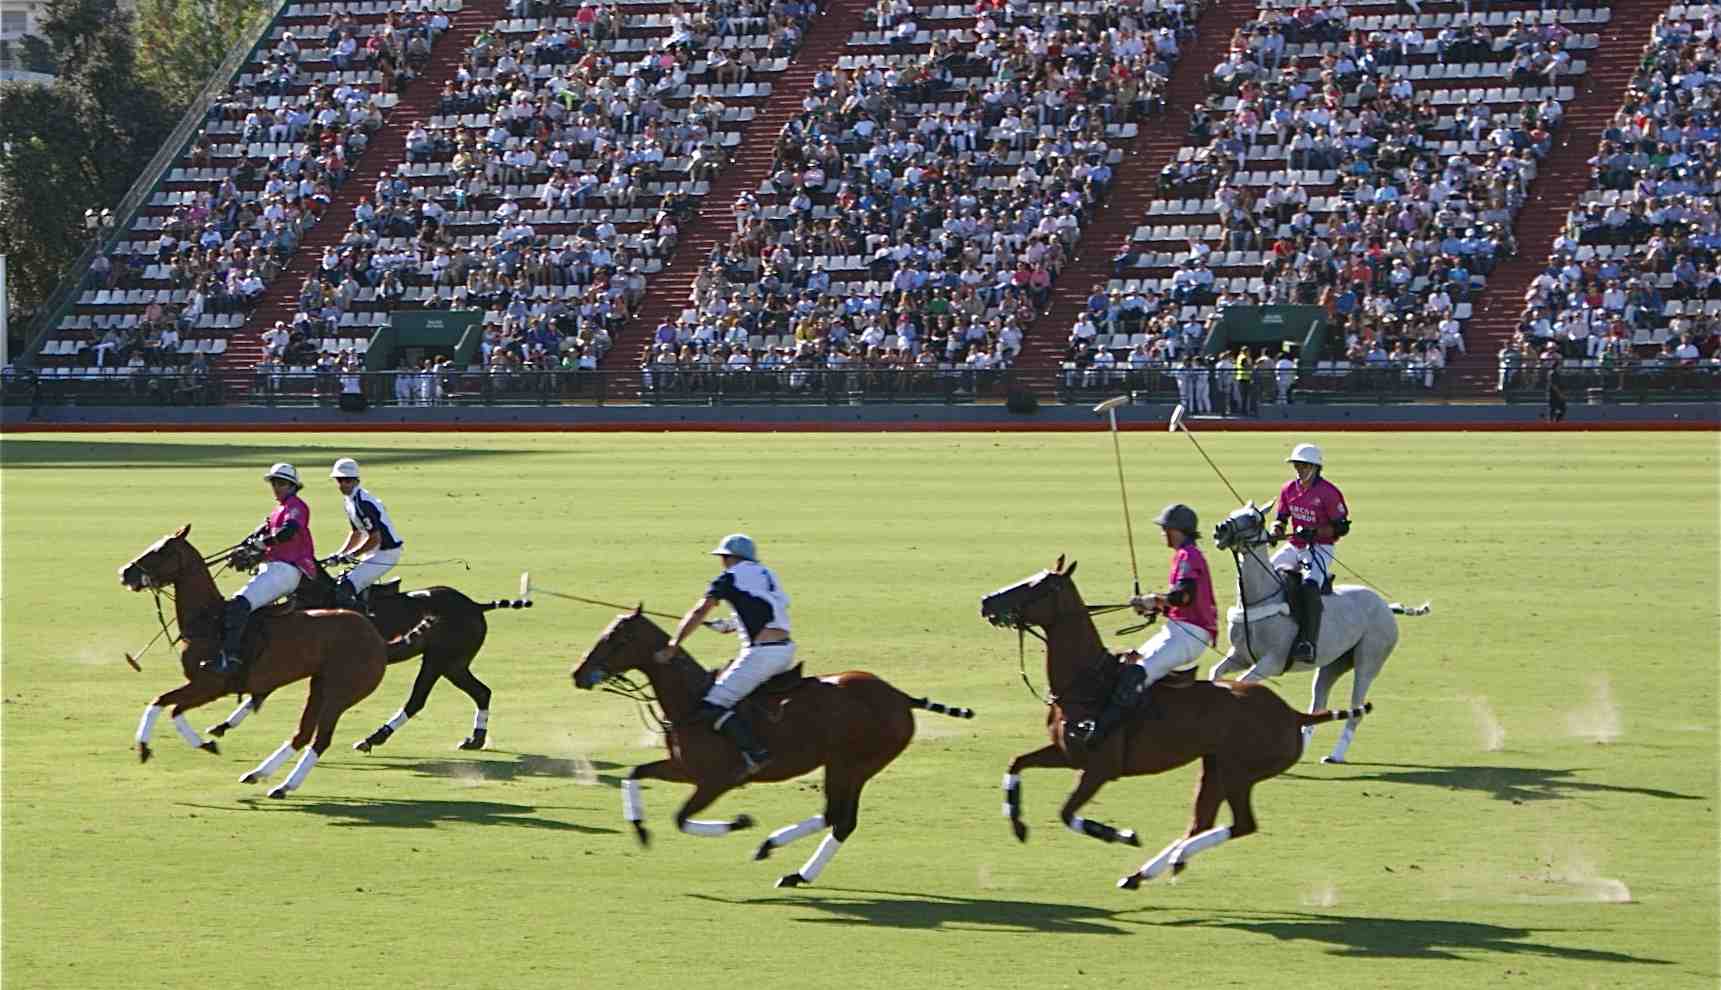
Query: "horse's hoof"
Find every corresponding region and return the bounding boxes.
[776,873,806,888]
[266,786,289,799]
[136,742,152,764]
[1117,873,1142,891]
[458,730,487,751]
[1118,829,1140,848]
[632,822,651,848]
[208,722,229,738]
[753,839,774,862]
[353,738,373,753]
[1321,755,1346,765]
[1011,820,1028,843]
[199,741,220,755]
[240,772,260,784]
[732,814,755,832]
[1171,861,1188,877]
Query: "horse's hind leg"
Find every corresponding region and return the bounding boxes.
[1058,769,1140,848]
[273,652,382,798]
[441,662,493,750]
[773,763,876,889]
[1325,644,1386,765]
[1121,754,1224,890]
[354,660,439,753]
[1168,762,1257,877]
[247,676,323,790]
[1003,743,1069,843]
[136,678,224,762]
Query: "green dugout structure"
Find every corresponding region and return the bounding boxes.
[1202,305,1330,371]
[365,311,485,371]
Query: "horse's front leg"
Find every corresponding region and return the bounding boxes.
[1004,744,1068,843]
[623,759,693,848]
[208,694,258,738]
[1058,768,1140,848]
[1208,648,1248,682]
[136,678,225,762]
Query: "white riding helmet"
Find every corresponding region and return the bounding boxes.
[263,462,302,487]
[709,533,757,561]
[1285,443,1324,467]
[330,457,361,480]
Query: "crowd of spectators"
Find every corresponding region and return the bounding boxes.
[1500,3,1721,393]
[641,0,1205,388]
[1065,1,1596,395]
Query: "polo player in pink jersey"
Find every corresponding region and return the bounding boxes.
[1070,503,1218,750]
[208,463,318,674]
[1270,442,1349,664]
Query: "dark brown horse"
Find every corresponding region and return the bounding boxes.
[570,608,975,888]
[119,526,428,798]
[980,557,1372,888]
[203,560,531,753]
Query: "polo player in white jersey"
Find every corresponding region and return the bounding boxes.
[325,458,405,610]
[656,533,794,780]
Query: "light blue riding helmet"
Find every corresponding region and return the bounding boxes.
[709,533,757,561]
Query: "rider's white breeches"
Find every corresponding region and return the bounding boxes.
[345,547,402,592]
[237,562,303,608]
[1271,542,1333,586]
[1130,620,1212,684]
[703,641,798,708]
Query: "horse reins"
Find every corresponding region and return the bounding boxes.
[598,672,670,735]
[1010,602,1138,706]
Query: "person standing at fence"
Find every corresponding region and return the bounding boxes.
[1546,355,1568,423]
[416,358,436,406]
[1275,350,1295,404]
[394,360,416,406]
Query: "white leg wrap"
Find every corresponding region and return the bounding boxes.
[280,748,321,792]
[680,819,737,837]
[797,834,842,882]
[1139,838,1184,881]
[766,815,826,849]
[472,709,489,731]
[172,714,204,747]
[1002,772,1020,818]
[1171,826,1232,864]
[1066,815,1088,836]
[136,704,163,744]
[1328,726,1355,763]
[247,742,298,781]
[222,697,254,728]
[383,709,410,732]
[622,779,643,822]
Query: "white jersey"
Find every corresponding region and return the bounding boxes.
[343,486,403,550]
[706,560,791,645]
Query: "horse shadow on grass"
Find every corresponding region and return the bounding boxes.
[340,751,626,788]
[688,887,1155,935]
[222,795,618,832]
[1319,763,1704,803]
[1158,911,1670,966]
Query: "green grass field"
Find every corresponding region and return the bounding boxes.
[2,431,1716,990]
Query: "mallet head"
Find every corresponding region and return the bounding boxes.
[1168,403,1186,433]
[1093,395,1130,415]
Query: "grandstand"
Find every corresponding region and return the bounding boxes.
[11,0,1718,405]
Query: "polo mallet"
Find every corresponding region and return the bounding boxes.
[520,572,729,630]
[1168,403,1248,506]
[1093,396,1141,596]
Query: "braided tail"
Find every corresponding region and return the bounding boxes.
[479,599,534,612]
[1298,701,1373,727]
[909,696,976,719]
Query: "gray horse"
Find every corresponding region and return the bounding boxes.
[1208,504,1429,764]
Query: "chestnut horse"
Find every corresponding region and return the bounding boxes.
[980,557,1372,888]
[570,608,975,888]
[118,526,427,798]
[203,560,532,753]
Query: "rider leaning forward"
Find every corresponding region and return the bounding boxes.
[1271,443,1349,664]
[326,457,405,610]
[210,463,317,673]
[1072,503,1218,749]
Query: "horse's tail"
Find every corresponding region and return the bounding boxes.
[908,695,977,719]
[479,598,534,612]
[1389,600,1432,616]
[387,616,439,662]
[1299,701,1373,727]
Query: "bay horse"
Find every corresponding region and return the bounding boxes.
[118,526,429,798]
[1209,503,1427,764]
[203,559,532,753]
[979,556,1372,889]
[570,607,975,888]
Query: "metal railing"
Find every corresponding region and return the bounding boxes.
[17,0,290,368]
[1054,366,1461,407]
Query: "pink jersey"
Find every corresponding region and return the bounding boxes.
[1276,476,1348,547]
[262,494,317,578]
[1166,543,1218,640]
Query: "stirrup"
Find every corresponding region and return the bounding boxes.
[738,751,771,779]
[203,652,239,674]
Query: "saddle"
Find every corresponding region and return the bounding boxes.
[703,664,811,724]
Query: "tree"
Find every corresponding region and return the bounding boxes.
[0,0,171,334]
[135,0,273,109]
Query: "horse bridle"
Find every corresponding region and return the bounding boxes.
[997,591,1140,706]
[1220,509,1285,666]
